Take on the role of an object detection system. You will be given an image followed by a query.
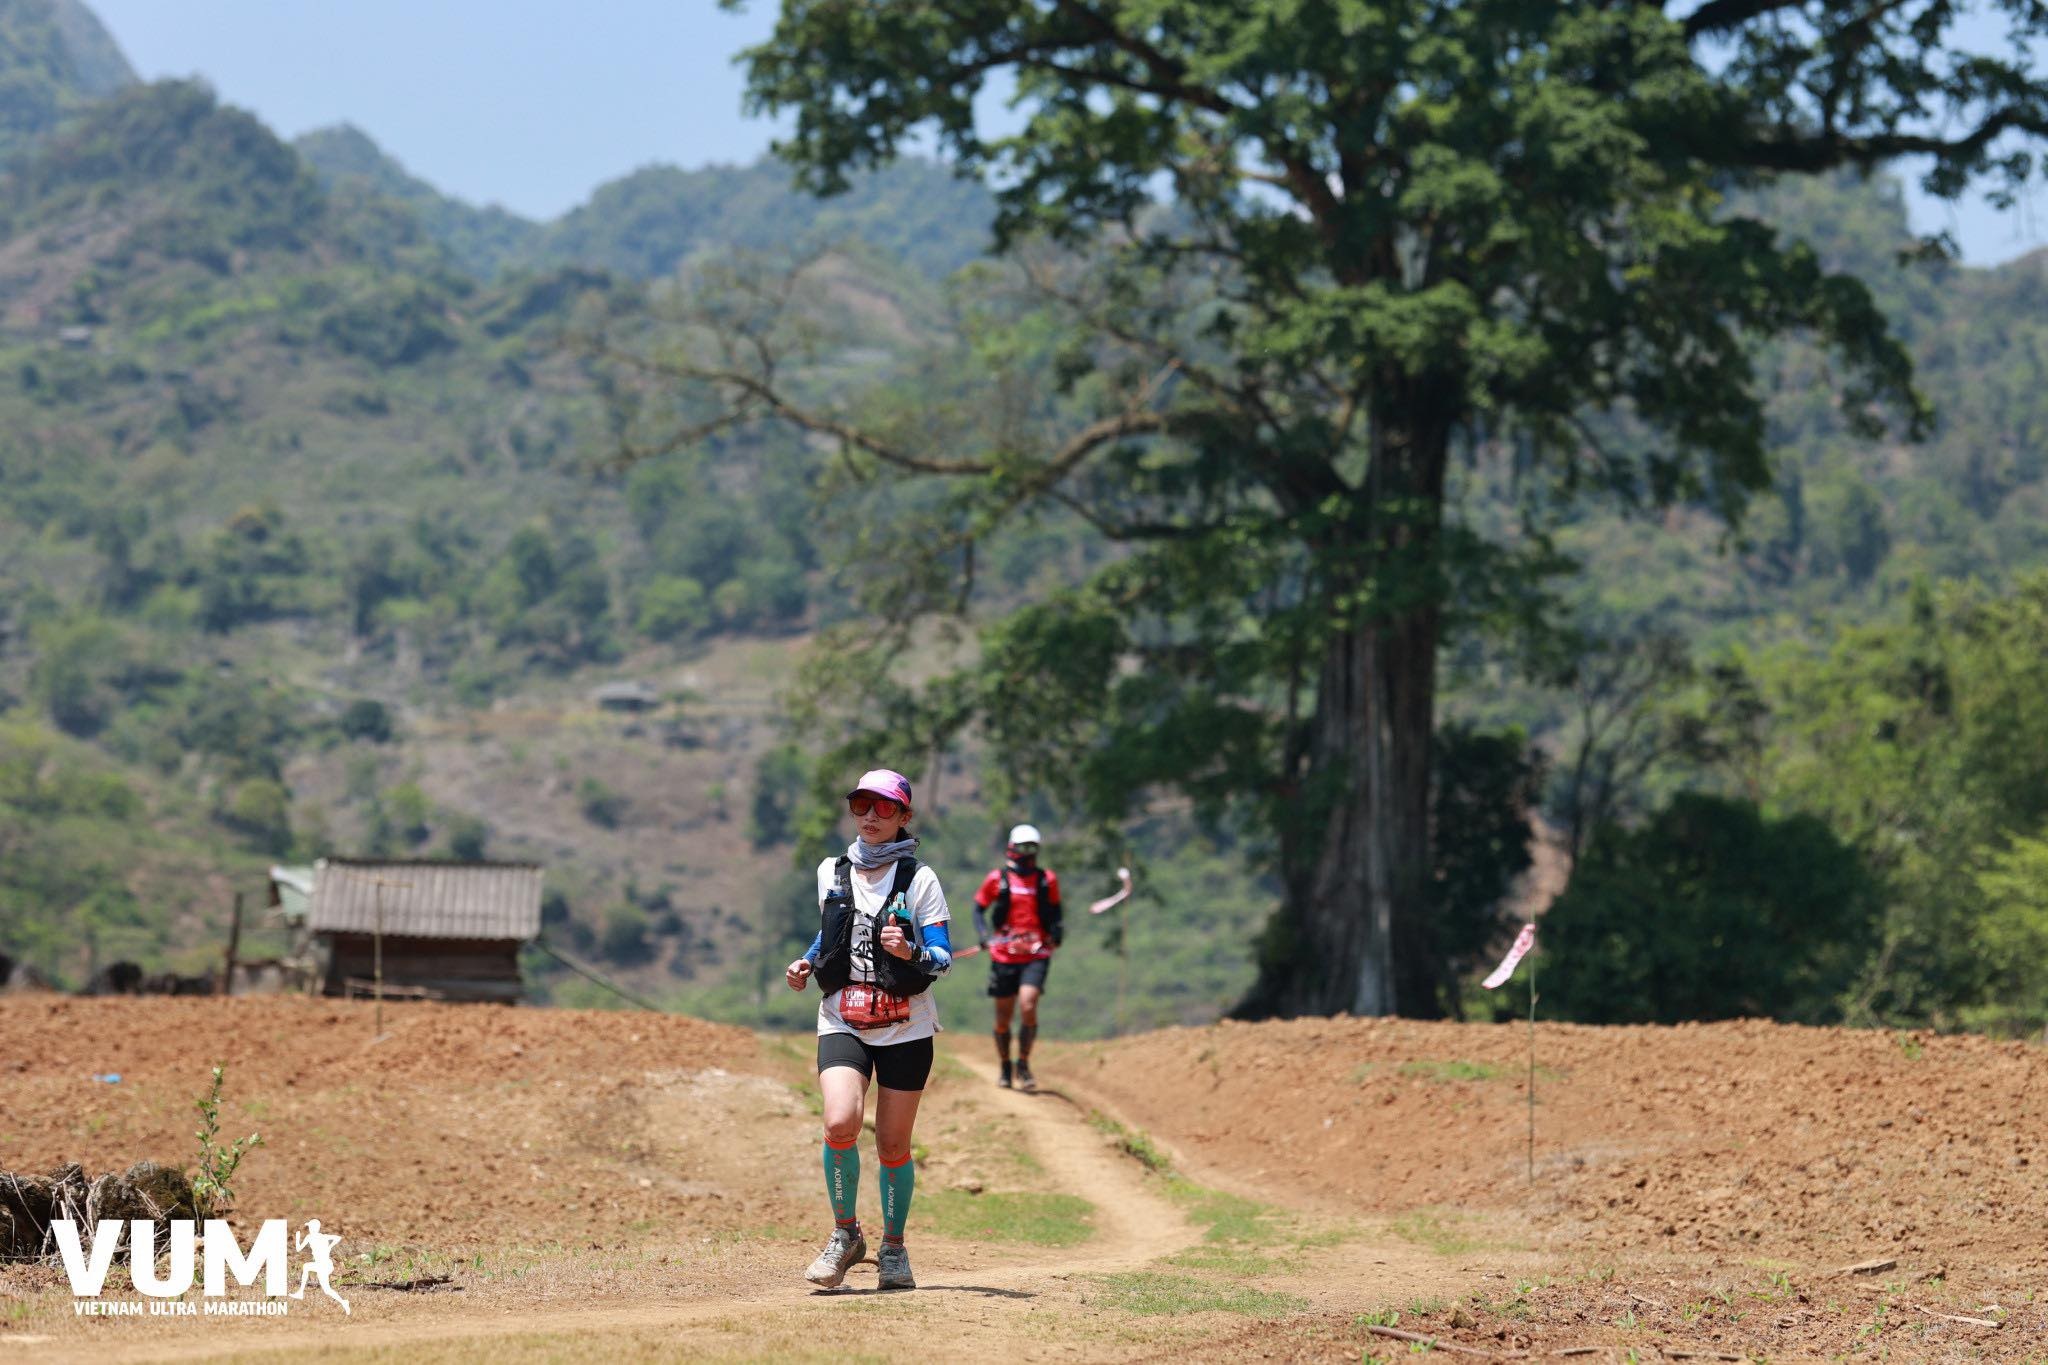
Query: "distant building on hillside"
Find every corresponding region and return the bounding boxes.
[303,858,545,1004]
[590,680,660,712]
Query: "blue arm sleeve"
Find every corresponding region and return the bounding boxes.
[916,921,953,977]
[803,930,823,964]
[971,905,990,943]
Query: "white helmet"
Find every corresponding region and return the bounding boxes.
[1007,824,1042,848]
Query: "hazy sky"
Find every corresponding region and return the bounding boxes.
[86,0,2048,266]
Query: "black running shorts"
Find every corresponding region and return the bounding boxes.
[816,1031,934,1092]
[986,957,1051,999]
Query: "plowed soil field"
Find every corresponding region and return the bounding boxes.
[1,996,2042,1362]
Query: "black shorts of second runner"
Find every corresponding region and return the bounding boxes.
[987,957,1052,999]
[817,1031,935,1092]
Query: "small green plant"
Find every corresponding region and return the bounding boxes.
[190,1064,262,1219]
[1358,1307,1401,1328]
[1895,1032,1925,1061]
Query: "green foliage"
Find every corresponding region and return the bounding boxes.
[1740,574,2048,1029]
[295,123,541,280]
[7,81,328,267]
[381,782,430,847]
[189,1064,262,1220]
[338,699,393,744]
[532,158,991,282]
[695,0,2017,1019]
[1429,724,1544,1009]
[600,902,651,964]
[748,744,807,850]
[0,0,133,170]
[478,524,617,667]
[634,574,709,641]
[1540,793,1880,1025]
[1973,836,2048,1031]
[219,777,291,851]
[193,505,308,633]
[577,776,624,829]
[444,813,489,861]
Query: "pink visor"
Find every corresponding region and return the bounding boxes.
[845,768,913,807]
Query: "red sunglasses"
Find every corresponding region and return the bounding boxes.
[848,795,904,819]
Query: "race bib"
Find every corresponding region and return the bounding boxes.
[838,983,911,1030]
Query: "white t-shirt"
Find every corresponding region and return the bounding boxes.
[813,856,950,1046]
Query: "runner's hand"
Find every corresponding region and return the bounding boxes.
[785,958,813,990]
[879,922,914,959]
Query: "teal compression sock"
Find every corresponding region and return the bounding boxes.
[823,1136,860,1226]
[879,1150,915,1241]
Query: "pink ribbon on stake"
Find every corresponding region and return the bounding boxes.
[1481,922,1538,990]
[1088,867,1134,915]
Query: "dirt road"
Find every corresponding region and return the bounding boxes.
[2,998,2042,1361]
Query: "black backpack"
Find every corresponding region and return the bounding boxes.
[812,857,937,997]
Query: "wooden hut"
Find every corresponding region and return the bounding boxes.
[307,858,543,1003]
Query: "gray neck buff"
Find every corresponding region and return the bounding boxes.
[849,836,919,870]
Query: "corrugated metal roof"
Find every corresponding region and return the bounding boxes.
[309,859,544,941]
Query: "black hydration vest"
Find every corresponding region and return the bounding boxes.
[813,856,937,998]
[991,864,1051,931]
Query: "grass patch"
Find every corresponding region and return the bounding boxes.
[1395,1058,1564,1084]
[1398,1059,1504,1083]
[1087,1111,1175,1174]
[921,1190,1096,1246]
[1163,1244,1292,1275]
[1388,1207,1499,1256]
[1165,1180,1286,1245]
[1087,1271,1307,1318]
[929,1050,977,1083]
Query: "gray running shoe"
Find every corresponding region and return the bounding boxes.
[998,1060,1013,1089]
[876,1239,915,1290]
[1015,1059,1038,1093]
[804,1225,866,1287]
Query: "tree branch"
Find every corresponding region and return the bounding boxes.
[1735,107,2048,174]
[1044,487,1217,541]
[1681,0,1806,42]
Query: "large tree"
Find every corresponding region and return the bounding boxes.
[641,1,2048,1016]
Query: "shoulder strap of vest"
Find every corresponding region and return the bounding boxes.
[1036,867,1049,902]
[890,859,923,951]
[833,856,852,903]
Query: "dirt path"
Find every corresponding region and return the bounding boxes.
[942,1049,1194,1272]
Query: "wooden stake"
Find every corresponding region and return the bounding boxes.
[222,891,244,997]
[374,881,384,1038]
[1527,947,1537,1183]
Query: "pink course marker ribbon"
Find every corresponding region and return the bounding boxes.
[1088,867,1134,915]
[1481,922,1538,990]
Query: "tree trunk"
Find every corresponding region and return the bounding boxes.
[1238,407,1450,1018]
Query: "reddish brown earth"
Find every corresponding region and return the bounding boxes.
[1,997,2041,1362]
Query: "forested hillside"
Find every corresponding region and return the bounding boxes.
[4,3,2048,1036]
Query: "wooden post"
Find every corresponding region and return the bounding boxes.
[1527,950,1538,1184]
[374,882,385,1039]
[333,867,410,1040]
[222,891,244,997]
